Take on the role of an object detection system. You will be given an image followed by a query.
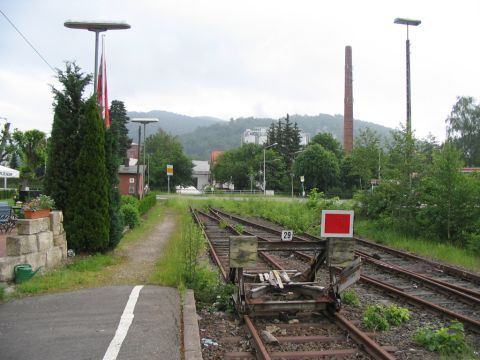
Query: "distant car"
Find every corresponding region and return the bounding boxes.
[175,186,202,195]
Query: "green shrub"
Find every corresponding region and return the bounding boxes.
[219,219,228,229]
[234,224,244,234]
[138,193,156,215]
[0,283,5,302]
[214,283,235,312]
[121,204,140,228]
[121,195,140,208]
[342,289,360,306]
[466,232,480,256]
[413,320,474,358]
[363,304,410,331]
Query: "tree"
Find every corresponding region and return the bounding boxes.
[212,143,285,190]
[109,100,131,161]
[45,62,91,212]
[293,144,340,192]
[267,114,302,168]
[446,96,480,166]
[348,128,381,189]
[11,130,47,188]
[419,143,479,243]
[145,129,193,190]
[310,132,343,160]
[66,96,110,252]
[105,116,124,249]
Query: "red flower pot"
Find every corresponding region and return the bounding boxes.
[24,209,50,219]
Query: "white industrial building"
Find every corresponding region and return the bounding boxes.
[242,127,309,146]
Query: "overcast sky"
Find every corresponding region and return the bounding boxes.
[1,0,480,142]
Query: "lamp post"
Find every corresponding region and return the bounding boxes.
[64,20,131,90]
[394,17,421,136]
[131,118,158,198]
[263,143,277,195]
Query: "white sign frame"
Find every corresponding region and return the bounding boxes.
[281,230,293,241]
[321,210,354,238]
[167,164,173,176]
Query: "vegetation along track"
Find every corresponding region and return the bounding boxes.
[208,207,480,334]
[191,207,396,359]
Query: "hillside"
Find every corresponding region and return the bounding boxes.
[180,114,392,159]
[126,110,223,138]
[126,111,392,160]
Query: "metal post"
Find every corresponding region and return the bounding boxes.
[142,123,147,167]
[167,176,170,194]
[406,37,411,136]
[291,173,294,198]
[136,125,141,198]
[263,148,266,195]
[94,31,99,92]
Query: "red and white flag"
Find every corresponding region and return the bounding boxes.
[97,37,110,128]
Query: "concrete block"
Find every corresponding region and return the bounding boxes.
[183,289,202,359]
[53,232,67,247]
[0,256,21,282]
[46,247,63,268]
[24,251,46,270]
[6,235,38,256]
[37,231,54,251]
[49,211,63,232]
[17,217,50,235]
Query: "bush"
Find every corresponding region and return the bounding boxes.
[121,195,140,208]
[413,320,473,358]
[138,193,156,215]
[363,304,410,331]
[342,289,360,306]
[121,204,140,229]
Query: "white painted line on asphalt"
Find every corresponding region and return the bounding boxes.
[102,285,144,360]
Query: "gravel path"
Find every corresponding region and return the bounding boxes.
[109,210,177,284]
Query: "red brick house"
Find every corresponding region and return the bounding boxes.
[118,165,146,198]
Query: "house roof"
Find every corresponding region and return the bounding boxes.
[118,165,146,174]
[192,160,210,174]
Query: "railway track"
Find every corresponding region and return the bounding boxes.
[191,207,396,360]
[208,207,480,334]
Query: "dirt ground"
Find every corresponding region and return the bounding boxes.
[108,210,177,285]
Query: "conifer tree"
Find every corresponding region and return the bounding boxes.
[45,63,91,211]
[109,100,131,161]
[105,116,124,249]
[67,96,109,252]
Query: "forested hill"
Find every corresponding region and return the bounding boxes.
[127,111,392,160]
[180,114,392,159]
[126,110,223,137]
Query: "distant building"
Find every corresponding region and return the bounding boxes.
[210,150,224,165]
[118,165,146,198]
[242,127,268,145]
[192,160,210,190]
[127,143,139,160]
[242,127,309,146]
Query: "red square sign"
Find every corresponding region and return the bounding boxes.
[321,210,354,238]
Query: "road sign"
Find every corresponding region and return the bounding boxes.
[166,164,173,176]
[321,210,354,238]
[281,230,293,241]
[300,176,305,183]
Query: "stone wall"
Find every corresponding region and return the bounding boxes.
[0,211,67,282]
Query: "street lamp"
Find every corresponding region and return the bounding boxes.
[64,20,131,90]
[131,118,158,197]
[394,17,421,136]
[263,143,277,195]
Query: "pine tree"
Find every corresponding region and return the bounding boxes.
[45,63,91,211]
[67,96,110,252]
[109,100,131,161]
[105,117,124,249]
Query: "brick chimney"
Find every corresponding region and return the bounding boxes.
[344,46,353,154]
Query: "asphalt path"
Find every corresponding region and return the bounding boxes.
[0,285,180,360]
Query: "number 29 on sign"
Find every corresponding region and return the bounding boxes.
[281,230,293,241]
